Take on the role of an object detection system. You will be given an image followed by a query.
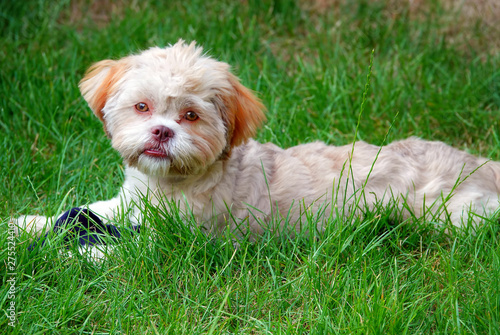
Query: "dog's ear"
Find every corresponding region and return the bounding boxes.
[79,59,128,137]
[220,73,266,148]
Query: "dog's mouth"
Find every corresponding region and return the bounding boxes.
[143,149,168,158]
[143,144,168,159]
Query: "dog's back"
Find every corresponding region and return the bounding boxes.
[229,137,500,230]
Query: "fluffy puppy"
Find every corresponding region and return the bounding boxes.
[16,40,500,240]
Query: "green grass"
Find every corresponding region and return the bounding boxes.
[1,0,500,333]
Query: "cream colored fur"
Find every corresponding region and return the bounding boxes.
[14,40,500,239]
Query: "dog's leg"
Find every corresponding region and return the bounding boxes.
[12,215,52,236]
[12,194,129,237]
[86,196,126,223]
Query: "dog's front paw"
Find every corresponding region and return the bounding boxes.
[11,215,52,236]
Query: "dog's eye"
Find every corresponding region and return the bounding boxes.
[184,111,199,121]
[135,102,150,113]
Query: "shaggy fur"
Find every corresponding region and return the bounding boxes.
[15,40,500,239]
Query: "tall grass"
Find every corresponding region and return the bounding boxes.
[1,0,500,333]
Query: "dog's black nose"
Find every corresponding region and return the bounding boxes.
[151,126,174,142]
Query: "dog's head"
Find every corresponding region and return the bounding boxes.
[79,40,266,177]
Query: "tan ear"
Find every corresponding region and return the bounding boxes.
[221,73,266,148]
[79,59,129,136]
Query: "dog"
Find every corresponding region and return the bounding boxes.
[14,40,500,245]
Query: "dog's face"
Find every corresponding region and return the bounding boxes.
[79,41,265,177]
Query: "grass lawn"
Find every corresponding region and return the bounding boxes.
[1,0,500,333]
